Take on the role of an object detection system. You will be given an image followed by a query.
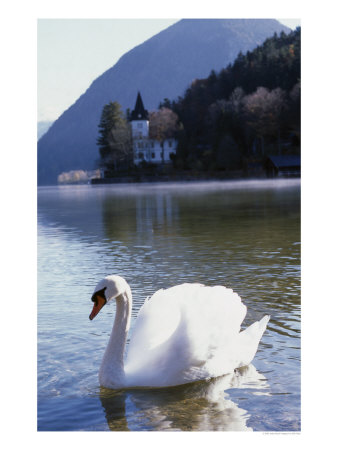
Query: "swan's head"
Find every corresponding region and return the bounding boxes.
[89,275,129,320]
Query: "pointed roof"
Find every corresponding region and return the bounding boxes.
[131,92,149,120]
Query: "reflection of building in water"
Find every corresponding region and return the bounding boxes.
[100,189,180,246]
[131,92,177,166]
[135,192,177,235]
[100,365,269,431]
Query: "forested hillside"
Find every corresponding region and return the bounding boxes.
[166,28,300,171]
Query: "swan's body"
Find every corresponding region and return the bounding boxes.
[90,275,269,389]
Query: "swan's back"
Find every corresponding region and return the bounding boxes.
[125,283,268,388]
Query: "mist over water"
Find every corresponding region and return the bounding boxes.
[38,179,300,431]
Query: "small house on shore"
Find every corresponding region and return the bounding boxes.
[265,155,300,178]
[131,92,177,165]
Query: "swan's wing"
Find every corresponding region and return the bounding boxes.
[125,283,248,386]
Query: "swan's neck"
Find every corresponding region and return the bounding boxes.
[99,289,132,388]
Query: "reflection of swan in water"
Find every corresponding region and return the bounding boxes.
[90,275,270,389]
[99,364,269,431]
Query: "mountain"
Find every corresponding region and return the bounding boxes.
[38,19,290,185]
[37,121,53,140]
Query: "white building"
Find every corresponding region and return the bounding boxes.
[130,92,177,165]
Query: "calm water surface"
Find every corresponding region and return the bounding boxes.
[37,179,300,431]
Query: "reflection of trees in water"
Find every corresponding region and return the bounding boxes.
[100,183,300,249]
[99,365,269,431]
[39,183,299,254]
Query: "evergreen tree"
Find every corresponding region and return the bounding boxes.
[97,102,132,172]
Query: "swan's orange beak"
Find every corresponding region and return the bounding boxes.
[89,294,106,320]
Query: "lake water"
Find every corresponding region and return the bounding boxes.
[37,179,300,432]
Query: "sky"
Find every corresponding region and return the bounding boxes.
[37,18,300,123]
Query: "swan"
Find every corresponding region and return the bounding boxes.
[89,275,270,389]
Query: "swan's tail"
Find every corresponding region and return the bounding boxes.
[258,315,270,331]
[236,315,270,368]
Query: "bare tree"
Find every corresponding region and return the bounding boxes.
[243,87,286,154]
[149,108,179,164]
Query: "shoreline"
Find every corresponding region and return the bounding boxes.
[39,175,300,189]
[90,172,300,186]
[91,170,261,185]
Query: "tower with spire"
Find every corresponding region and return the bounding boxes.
[130,92,149,139]
[130,91,177,166]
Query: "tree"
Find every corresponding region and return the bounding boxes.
[149,107,179,164]
[287,82,300,139]
[97,102,132,172]
[243,87,286,154]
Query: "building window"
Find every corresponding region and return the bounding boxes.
[138,123,143,128]
[151,152,155,158]
[168,140,172,147]
[138,152,144,159]
[151,142,154,148]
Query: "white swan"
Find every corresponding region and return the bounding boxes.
[89,275,270,389]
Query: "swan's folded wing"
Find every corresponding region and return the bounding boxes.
[125,283,249,386]
[179,285,247,377]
